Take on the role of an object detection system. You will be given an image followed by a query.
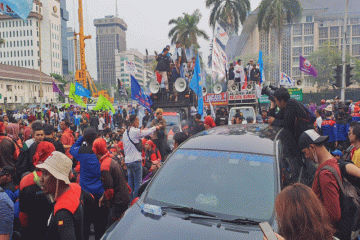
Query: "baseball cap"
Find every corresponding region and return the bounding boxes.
[36,151,72,184]
[331,150,343,157]
[299,130,328,151]
[0,166,14,176]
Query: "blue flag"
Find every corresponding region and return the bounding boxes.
[1,0,33,20]
[75,82,91,98]
[258,51,265,84]
[131,75,153,111]
[189,54,203,116]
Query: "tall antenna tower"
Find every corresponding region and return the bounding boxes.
[115,0,118,17]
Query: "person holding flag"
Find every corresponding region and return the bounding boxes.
[189,54,203,116]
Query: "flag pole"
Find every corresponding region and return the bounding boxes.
[341,0,349,101]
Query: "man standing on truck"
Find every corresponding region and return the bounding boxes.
[234,59,245,91]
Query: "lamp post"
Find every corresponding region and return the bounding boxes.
[341,0,349,101]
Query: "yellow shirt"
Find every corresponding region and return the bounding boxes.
[352,148,360,168]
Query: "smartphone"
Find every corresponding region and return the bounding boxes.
[259,222,277,240]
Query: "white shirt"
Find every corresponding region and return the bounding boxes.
[316,116,323,130]
[123,126,157,164]
[98,117,105,130]
[59,111,65,121]
[234,64,245,81]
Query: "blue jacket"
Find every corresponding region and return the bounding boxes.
[336,119,348,142]
[352,113,360,122]
[321,119,337,142]
[70,136,104,197]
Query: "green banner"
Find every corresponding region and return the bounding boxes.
[259,88,303,104]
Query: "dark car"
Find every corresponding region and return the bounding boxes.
[101,124,316,240]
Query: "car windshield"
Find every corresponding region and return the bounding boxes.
[229,108,255,121]
[145,149,276,221]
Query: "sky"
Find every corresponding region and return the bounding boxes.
[66,0,262,78]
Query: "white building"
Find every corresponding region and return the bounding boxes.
[0,0,62,76]
[115,48,145,88]
[0,63,61,108]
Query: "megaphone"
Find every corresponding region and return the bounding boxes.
[213,83,222,94]
[295,79,305,89]
[175,78,187,92]
[230,84,237,93]
[246,83,253,91]
[149,80,160,94]
[202,86,207,96]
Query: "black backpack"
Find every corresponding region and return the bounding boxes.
[318,165,360,240]
[14,143,37,184]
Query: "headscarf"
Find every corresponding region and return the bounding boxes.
[33,141,56,166]
[145,140,156,151]
[204,116,216,128]
[92,138,109,156]
[5,123,20,141]
[118,141,124,150]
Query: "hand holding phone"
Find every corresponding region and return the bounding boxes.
[259,222,278,240]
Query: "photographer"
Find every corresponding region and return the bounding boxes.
[268,88,308,141]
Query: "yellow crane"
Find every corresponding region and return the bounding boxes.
[74,0,114,103]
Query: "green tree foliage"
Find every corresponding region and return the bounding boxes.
[205,0,250,34]
[168,9,209,49]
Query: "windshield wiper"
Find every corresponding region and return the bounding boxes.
[221,218,260,225]
[161,206,216,217]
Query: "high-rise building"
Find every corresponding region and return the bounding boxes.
[0,0,62,75]
[60,0,69,76]
[94,15,127,86]
[115,48,145,88]
[66,27,80,76]
[226,0,360,92]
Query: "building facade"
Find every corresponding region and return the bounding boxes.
[0,0,62,76]
[227,0,360,92]
[94,15,127,86]
[115,48,145,88]
[66,27,80,76]
[60,0,69,76]
[0,64,60,108]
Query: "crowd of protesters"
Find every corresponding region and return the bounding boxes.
[2,89,360,239]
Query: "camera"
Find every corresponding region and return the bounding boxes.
[261,85,278,102]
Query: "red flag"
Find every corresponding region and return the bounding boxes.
[156,71,162,83]
[241,75,248,90]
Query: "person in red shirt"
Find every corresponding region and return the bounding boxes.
[299,129,342,238]
[60,120,75,160]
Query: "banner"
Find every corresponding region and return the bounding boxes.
[131,75,152,111]
[125,61,136,73]
[280,72,295,87]
[214,21,229,48]
[93,94,115,113]
[203,93,228,106]
[258,51,265,85]
[69,83,86,107]
[212,38,227,82]
[299,55,318,78]
[0,0,33,20]
[52,81,64,97]
[190,54,203,116]
[75,82,91,98]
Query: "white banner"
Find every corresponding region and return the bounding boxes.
[211,38,227,82]
[125,61,136,73]
[214,21,229,47]
[280,72,295,87]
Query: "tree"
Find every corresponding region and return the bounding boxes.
[168,9,209,49]
[206,0,250,34]
[308,41,351,87]
[257,0,301,78]
[50,73,67,103]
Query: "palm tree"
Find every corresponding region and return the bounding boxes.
[206,0,251,34]
[168,9,209,49]
[257,0,301,78]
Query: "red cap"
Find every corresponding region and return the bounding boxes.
[118,141,124,150]
[145,140,156,150]
[141,138,147,146]
[320,99,326,104]
[92,138,108,156]
[354,106,360,113]
[33,141,56,166]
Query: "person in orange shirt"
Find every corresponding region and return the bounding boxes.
[60,120,75,159]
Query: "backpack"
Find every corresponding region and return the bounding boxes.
[318,165,360,240]
[14,143,37,184]
[301,104,317,124]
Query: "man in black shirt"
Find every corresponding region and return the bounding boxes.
[156,48,171,91]
[113,111,123,128]
[89,112,99,132]
[250,64,260,84]
[228,63,235,80]
[268,88,309,141]
[142,109,151,128]
[192,114,205,135]
[43,124,65,154]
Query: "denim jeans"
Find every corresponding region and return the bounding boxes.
[126,160,142,201]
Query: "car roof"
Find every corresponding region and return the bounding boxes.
[180,124,282,155]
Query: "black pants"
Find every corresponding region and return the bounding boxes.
[235,78,241,90]
[106,203,128,229]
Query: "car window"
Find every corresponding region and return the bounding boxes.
[229,108,255,121]
[145,149,276,221]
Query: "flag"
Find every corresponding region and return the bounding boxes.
[299,55,318,78]
[190,54,203,116]
[280,72,295,87]
[155,71,162,83]
[93,94,115,113]
[209,101,216,120]
[0,0,33,20]
[241,75,248,91]
[69,83,86,107]
[75,82,91,98]
[258,51,265,85]
[131,75,152,111]
[52,81,64,97]
[212,38,227,82]
[214,21,229,48]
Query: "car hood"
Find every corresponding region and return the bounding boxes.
[104,203,266,240]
